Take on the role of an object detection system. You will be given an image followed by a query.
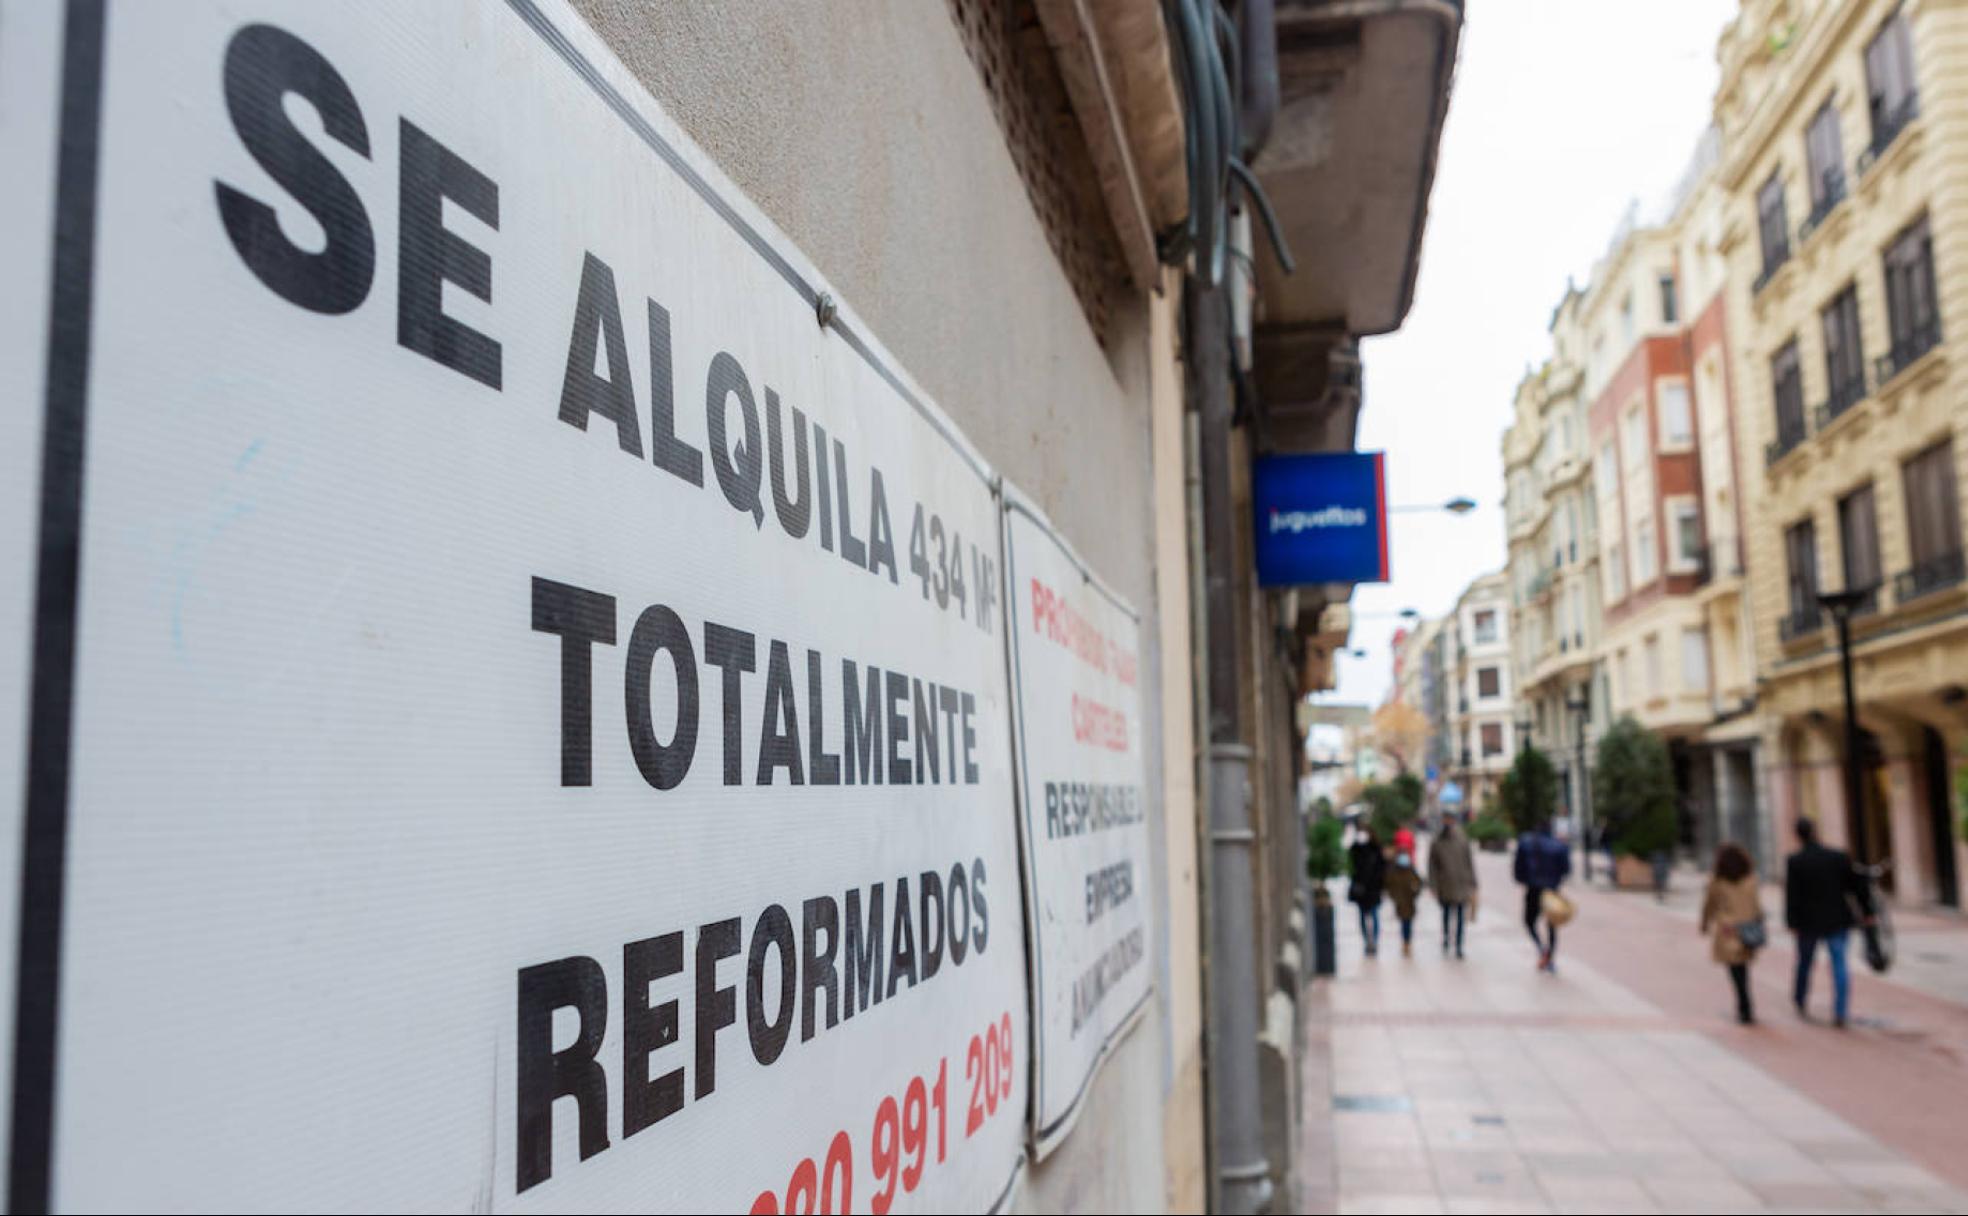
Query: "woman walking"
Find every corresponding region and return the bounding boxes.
[1348,826,1388,957]
[1428,813,1478,958]
[1700,842,1764,1024]
[1386,851,1423,958]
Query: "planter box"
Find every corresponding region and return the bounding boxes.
[1614,854,1655,890]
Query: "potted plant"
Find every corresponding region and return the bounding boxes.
[1304,810,1347,977]
[1593,716,1677,892]
[1468,805,1512,852]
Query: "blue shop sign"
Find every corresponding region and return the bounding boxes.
[1252,452,1389,586]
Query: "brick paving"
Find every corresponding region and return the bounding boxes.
[1298,847,1968,1214]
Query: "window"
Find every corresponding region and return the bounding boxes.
[1659,274,1678,325]
[1805,99,1847,218]
[1481,723,1504,757]
[1635,515,1657,584]
[1556,414,1573,457]
[1623,405,1646,462]
[1620,293,1635,345]
[1570,583,1585,646]
[1473,609,1497,644]
[1785,517,1821,633]
[1681,628,1711,693]
[1770,339,1806,457]
[1658,381,1693,448]
[1607,540,1627,601]
[1617,648,1632,702]
[1644,635,1663,697]
[1671,500,1702,568]
[1864,8,1918,155]
[1838,483,1882,606]
[1757,171,1790,280]
[1882,215,1939,373]
[1478,666,1501,698]
[1900,439,1964,597]
[1820,284,1865,416]
[1597,442,1617,492]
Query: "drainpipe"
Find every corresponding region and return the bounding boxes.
[1239,0,1278,158]
[1190,273,1272,1216]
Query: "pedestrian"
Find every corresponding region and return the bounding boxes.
[1785,817,1875,1028]
[1386,851,1423,958]
[1699,842,1764,1025]
[1427,813,1478,958]
[1514,817,1571,973]
[1348,826,1387,958]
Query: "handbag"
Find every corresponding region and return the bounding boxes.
[1540,889,1575,927]
[1734,917,1768,951]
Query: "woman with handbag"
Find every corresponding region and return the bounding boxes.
[1700,842,1764,1025]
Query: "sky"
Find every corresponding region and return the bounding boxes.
[1324,0,1740,710]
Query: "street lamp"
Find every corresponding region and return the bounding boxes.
[1566,690,1593,880]
[1817,586,1877,865]
[1514,716,1533,753]
[1388,496,1479,515]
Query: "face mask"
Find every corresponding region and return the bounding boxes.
[1395,854,1412,869]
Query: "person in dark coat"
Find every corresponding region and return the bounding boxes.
[1785,817,1875,1028]
[1348,827,1388,958]
[1514,818,1571,973]
[1427,816,1478,959]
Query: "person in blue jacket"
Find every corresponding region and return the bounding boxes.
[1514,818,1571,973]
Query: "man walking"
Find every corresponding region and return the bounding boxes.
[1428,813,1478,958]
[1514,817,1571,973]
[1785,817,1874,1028]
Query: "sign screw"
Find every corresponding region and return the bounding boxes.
[815,292,838,329]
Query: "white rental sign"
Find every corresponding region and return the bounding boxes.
[4,2,1028,1210]
[1002,494,1153,1156]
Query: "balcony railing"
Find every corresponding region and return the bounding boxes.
[1813,370,1868,430]
[1874,319,1942,387]
[1753,239,1792,294]
[1893,549,1966,604]
[1765,411,1809,466]
[1779,604,1824,641]
[1858,93,1920,174]
[1798,169,1847,242]
[1691,543,1713,587]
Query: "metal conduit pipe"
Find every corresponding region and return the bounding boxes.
[1190,270,1273,1216]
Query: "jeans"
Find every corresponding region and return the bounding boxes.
[1441,902,1465,953]
[1523,886,1556,961]
[1398,917,1414,945]
[1794,930,1850,1022]
[1358,905,1381,952]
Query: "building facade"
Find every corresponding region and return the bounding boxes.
[1445,572,1516,808]
[1503,293,1607,830]
[1716,0,1968,907]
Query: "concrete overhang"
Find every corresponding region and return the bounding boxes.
[1252,0,1461,337]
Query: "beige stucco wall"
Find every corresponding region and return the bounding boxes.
[1718,0,1968,904]
[569,0,1197,1207]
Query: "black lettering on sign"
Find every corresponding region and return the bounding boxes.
[647,299,704,485]
[558,252,642,455]
[530,578,617,787]
[625,604,698,790]
[765,389,812,538]
[622,933,684,1138]
[215,24,374,314]
[702,623,755,787]
[746,904,796,1066]
[397,118,500,387]
[693,918,741,1100]
[706,352,765,527]
[516,956,609,1193]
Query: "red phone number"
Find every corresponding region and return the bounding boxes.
[749,1011,1015,1214]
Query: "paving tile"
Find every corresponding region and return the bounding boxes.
[1336,1194,1448,1215]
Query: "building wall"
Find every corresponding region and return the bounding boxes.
[570,0,1193,1203]
[1718,0,1968,907]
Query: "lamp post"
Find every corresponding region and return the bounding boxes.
[1566,690,1593,880]
[1514,716,1533,754]
[1816,587,1875,865]
[1388,496,1479,515]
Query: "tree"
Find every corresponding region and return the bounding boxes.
[1593,716,1677,857]
[1372,699,1432,776]
[1361,773,1424,842]
[1305,814,1347,884]
[1497,744,1559,834]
